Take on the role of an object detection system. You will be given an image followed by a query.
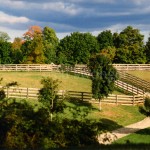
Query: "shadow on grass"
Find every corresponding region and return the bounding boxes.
[67,97,97,110]
[48,144,150,150]
[66,97,123,131]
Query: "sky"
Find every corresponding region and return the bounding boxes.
[0,0,150,42]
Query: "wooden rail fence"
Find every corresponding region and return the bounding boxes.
[118,71,150,93]
[0,64,150,72]
[0,64,61,72]
[0,86,144,105]
[113,64,150,70]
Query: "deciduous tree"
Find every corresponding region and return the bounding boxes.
[88,54,118,110]
[43,27,59,63]
[57,32,99,64]
[113,26,146,64]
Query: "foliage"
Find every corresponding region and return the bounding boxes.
[43,26,59,63]
[0,41,12,64]
[57,32,99,64]
[23,25,42,40]
[23,33,45,63]
[97,30,114,50]
[89,54,118,100]
[100,46,116,62]
[113,26,146,64]
[38,77,65,121]
[145,36,150,63]
[139,97,150,116]
[0,31,10,42]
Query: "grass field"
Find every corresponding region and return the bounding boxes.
[0,71,91,92]
[0,71,124,94]
[113,127,150,144]
[127,70,150,82]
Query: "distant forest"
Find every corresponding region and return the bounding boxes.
[0,25,150,64]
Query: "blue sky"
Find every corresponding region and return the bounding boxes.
[0,0,150,41]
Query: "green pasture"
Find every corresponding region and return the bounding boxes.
[0,71,123,94]
[0,71,91,92]
[127,70,150,82]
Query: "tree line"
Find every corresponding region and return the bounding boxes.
[0,25,150,64]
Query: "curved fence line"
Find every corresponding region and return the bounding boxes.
[0,86,144,105]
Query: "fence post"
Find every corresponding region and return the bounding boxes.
[116,95,118,105]
[133,95,135,106]
[26,88,29,98]
[7,87,9,98]
[81,92,84,101]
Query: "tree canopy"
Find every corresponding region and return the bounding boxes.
[57,32,99,64]
[88,54,118,110]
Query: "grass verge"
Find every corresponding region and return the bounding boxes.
[113,127,150,144]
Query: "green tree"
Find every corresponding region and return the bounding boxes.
[11,37,23,63]
[38,77,65,121]
[145,36,150,63]
[88,54,118,110]
[23,33,45,64]
[97,30,114,50]
[113,26,146,64]
[43,26,59,63]
[0,31,10,42]
[139,97,150,116]
[0,41,12,64]
[100,46,116,62]
[57,32,99,64]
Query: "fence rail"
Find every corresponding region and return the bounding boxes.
[115,80,145,95]
[0,64,150,72]
[0,64,61,72]
[0,86,144,105]
[118,71,150,93]
[113,64,150,70]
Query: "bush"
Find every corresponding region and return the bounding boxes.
[139,97,150,116]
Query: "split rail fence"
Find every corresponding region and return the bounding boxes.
[0,64,150,72]
[0,86,144,105]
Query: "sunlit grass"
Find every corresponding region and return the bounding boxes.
[0,71,91,92]
[127,70,150,82]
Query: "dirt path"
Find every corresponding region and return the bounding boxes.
[98,117,150,144]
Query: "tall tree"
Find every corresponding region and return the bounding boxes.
[97,30,114,50]
[23,25,42,40]
[57,32,99,64]
[22,26,45,64]
[0,41,12,64]
[24,33,45,64]
[88,54,118,110]
[11,37,23,63]
[43,27,59,63]
[145,36,150,63]
[114,26,146,64]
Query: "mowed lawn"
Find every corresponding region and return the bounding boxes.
[0,71,91,92]
[127,70,150,82]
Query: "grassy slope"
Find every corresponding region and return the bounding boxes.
[127,70,150,82]
[0,71,123,94]
[113,127,150,144]
[0,71,91,92]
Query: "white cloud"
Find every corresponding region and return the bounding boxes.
[0,26,27,42]
[0,0,25,9]
[0,11,29,24]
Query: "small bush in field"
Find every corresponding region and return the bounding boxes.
[139,97,150,116]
